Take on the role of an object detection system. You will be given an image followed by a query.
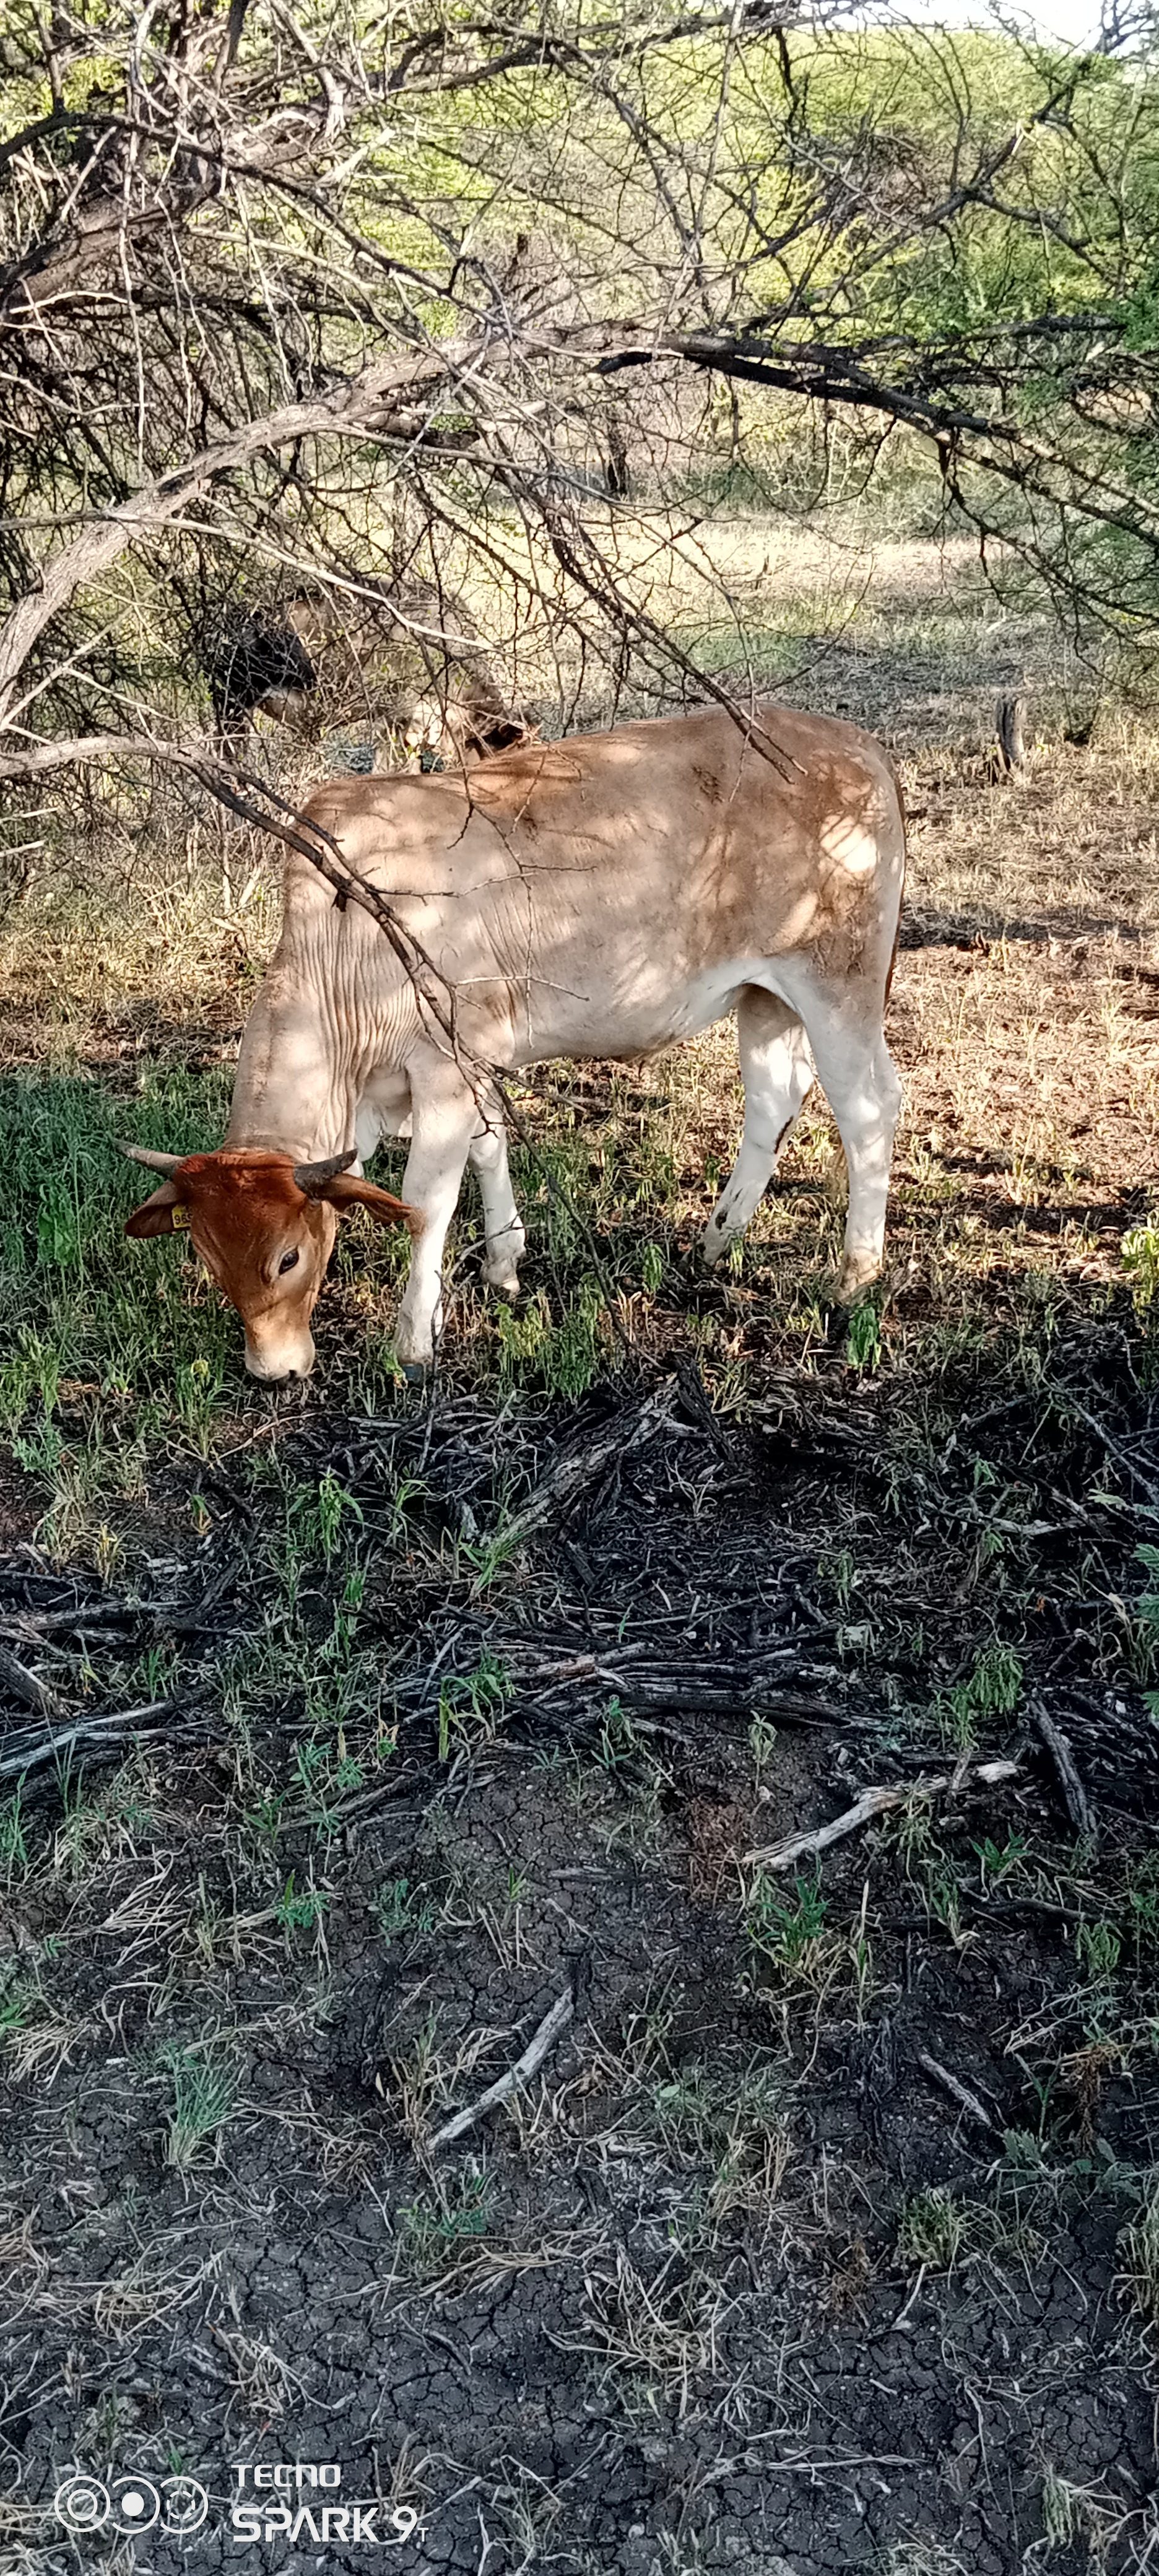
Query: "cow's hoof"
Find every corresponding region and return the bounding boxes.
[834,1258,879,1306]
[485,1267,523,1299]
[399,1357,432,1386]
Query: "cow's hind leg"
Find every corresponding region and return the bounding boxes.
[791,989,901,1300]
[701,986,814,1269]
[469,1115,526,1295]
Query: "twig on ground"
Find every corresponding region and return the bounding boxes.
[888,2264,927,2332]
[917,2050,995,2132]
[742,1760,1020,1870]
[1030,1697,1095,1840]
[499,1383,677,1546]
[428,1988,574,2149]
[0,1692,209,1781]
[198,1470,256,1528]
[0,1642,64,1718]
[1053,1386,1159,1505]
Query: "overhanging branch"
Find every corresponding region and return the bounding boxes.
[0,344,461,724]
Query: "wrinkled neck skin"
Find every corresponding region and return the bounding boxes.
[226,874,417,1165]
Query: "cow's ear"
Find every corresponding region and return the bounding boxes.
[126,1180,188,1240]
[310,1173,423,1238]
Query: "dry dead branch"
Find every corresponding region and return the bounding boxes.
[0,1642,63,1718]
[917,2051,996,2132]
[428,1989,574,2149]
[498,1384,678,1547]
[743,1761,1020,1871]
[1031,1699,1096,1841]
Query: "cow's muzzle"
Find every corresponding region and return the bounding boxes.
[244,1334,317,1383]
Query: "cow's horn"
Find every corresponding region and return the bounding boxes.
[119,1143,183,1173]
[293,1150,358,1195]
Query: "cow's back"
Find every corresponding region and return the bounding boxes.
[297,700,905,1061]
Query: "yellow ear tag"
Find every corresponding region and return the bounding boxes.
[171,1203,190,1231]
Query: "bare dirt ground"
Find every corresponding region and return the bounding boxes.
[2,542,1159,2576]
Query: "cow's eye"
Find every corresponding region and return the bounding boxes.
[279,1248,300,1276]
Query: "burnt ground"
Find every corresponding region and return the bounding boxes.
[3,1319,1159,2576]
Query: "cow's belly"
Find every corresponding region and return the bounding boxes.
[511,958,784,1065]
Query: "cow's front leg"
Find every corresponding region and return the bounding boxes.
[468,1115,525,1295]
[394,1073,478,1373]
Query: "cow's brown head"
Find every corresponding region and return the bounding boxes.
[122,1146,420,1382]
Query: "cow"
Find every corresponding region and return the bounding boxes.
[121,699,905,1382]
[203,580,529,768]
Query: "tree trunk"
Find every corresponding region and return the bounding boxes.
[605,403,630,498]
[996,694,1027,774]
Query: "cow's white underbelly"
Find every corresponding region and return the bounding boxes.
[351,959,808,1147]
[514,957,798,1064]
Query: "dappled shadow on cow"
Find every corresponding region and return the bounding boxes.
[119,698,907,1384]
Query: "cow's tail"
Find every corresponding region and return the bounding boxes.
[883,754,907,1005]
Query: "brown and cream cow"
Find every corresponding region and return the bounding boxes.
[123,698,905,1380]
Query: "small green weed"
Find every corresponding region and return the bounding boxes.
[844,1300,882,1372]
[396,2172,493,2279]
[749,1712,779,1778]
[157,2042,238,2167]
[314,1468,362,1565]
[459,1517,526,1591]
[174,1355,224,1458]
[292,1736,367,1822]
[274,1874,328,1933]
[745,1874,828,1977]
[1126,1850,1159,1958]
[495,1282,604,1395]
[890,1800,966,1939]
[1123,1221,1159,1312]
[650,2060,784,2159]
[896,2187,966,2271]
[436,1649,510,1761]
[1040,2469,1127,2563]
[1119,2171,1159,2326]
[936,1641,1023,1749]
[1138,1547,1159,1705]
[0,1785,29,1886]
[974,1830,1029,1888]
[377,1876,436,1940]
[0,1964,34,2037]
[1077,1918,1122,1985]
[267,1466,363,1599]
[598,1698,642,1770]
